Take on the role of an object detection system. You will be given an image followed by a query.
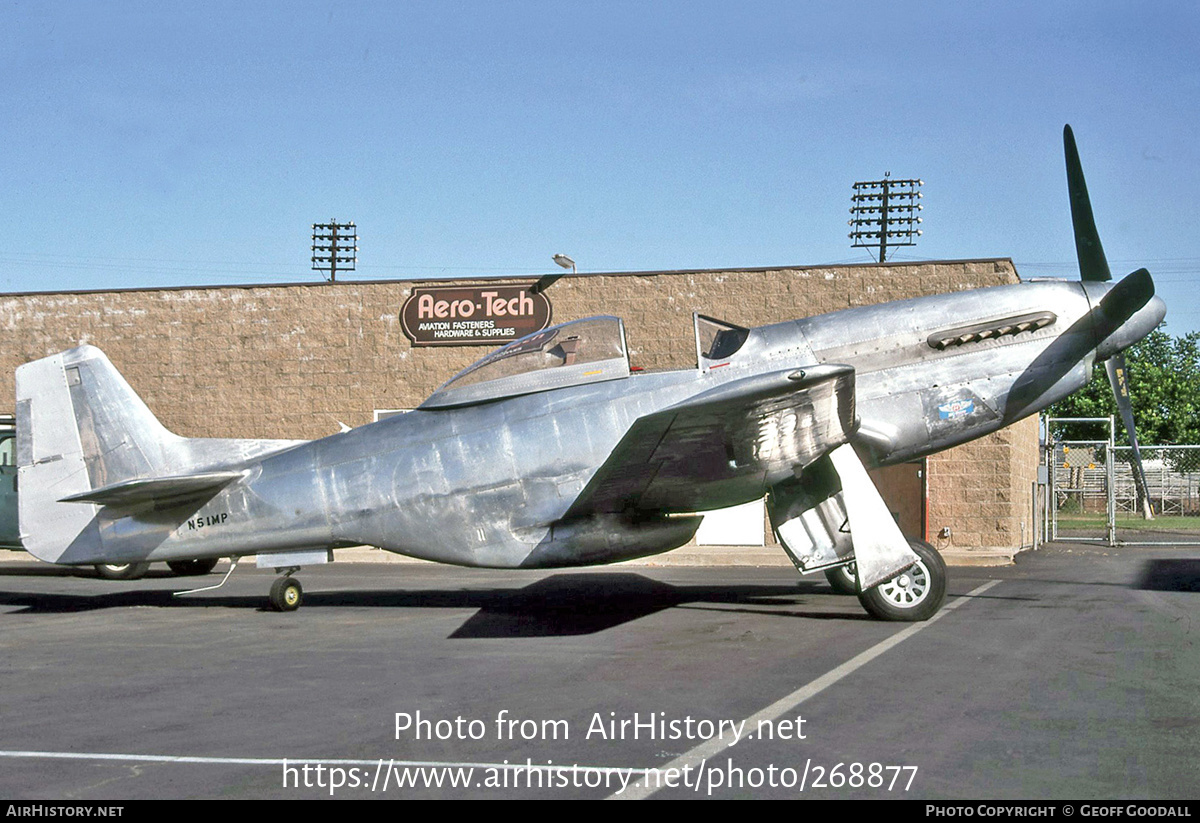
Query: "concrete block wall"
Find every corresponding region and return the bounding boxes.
[925,416,1039,553]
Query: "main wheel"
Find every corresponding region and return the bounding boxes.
[94,562,151,581]
[268,577,303,612]
[824,562,858,595]
[857,538,947,622]
[167,558,219,576]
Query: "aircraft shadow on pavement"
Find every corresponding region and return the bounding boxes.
[0,571,855,635]
[440,574,866,637]
[1135,559,1200,593]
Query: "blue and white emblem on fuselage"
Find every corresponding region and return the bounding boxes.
[937,399,975,420]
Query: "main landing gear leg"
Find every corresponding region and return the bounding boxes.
[769,445,945,621]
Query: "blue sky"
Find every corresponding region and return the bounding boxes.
[3,1,1199,332]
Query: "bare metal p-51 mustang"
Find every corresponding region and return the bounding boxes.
[15,127,1164,618]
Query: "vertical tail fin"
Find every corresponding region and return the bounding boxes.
[17,345,305,564]
[16,345,182,563]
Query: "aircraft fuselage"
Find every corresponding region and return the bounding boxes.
[79,275,1163,570]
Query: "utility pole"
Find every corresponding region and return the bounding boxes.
[849,174,923,263]
[312,220,358,282]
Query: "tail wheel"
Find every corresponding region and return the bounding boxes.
[857,538,947,622]
[167,558,219,576]
[95,562,151,581]
[268,577,303,612]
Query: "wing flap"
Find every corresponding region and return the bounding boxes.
[563,364,856,518]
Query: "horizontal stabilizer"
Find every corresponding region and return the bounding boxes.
[58,471,245,507]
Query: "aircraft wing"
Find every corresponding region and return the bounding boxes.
[562,364,856,517]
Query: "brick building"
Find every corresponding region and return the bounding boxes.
[0,259,1040,558]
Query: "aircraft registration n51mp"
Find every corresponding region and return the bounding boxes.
[15,127,1165,618]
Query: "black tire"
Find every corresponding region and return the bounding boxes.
[167,558,219,577]
[824,562,859,595]
[857,538,947,622]
[268,577,303,612]
[94,562,151,581]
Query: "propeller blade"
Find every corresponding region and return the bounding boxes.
[1065,127,1157,519]
[1105,352,1154,520]
[1064,124,1113,283]
[1095,268,1154,340]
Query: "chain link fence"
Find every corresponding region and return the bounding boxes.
[1050,438,1113,543]
[1110,445,1200,543]
[1047,418,1200,545]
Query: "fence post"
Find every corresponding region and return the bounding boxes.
[1106,416,1117,547]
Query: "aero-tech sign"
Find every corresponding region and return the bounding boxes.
[400,285,552,346]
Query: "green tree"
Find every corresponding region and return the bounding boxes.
[1047,329,1200,445]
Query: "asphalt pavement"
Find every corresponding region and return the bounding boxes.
[0,541,1196,800]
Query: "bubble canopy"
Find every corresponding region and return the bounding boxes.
[420,316,631,409]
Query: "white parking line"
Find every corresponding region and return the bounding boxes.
[0,749,645,773]
[610,579,1003,800]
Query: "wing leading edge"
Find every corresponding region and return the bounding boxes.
[562,364,857,519]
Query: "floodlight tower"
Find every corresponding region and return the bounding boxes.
[848,174,923,263]
[312,220,358,282]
